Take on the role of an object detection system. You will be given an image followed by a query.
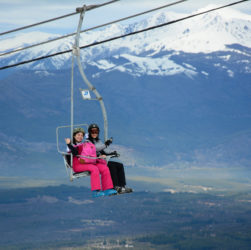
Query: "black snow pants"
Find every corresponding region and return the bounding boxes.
[107,161,126,187]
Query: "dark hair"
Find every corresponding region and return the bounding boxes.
[72,128,85,145]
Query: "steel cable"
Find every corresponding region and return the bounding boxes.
[0,0,249,71]
[0,0,119,36]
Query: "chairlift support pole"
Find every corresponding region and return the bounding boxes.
[71,2,117,142]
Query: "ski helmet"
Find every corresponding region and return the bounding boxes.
[73,127,85,136]
[88,123,100,133]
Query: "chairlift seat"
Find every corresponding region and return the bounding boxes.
[72,171,90,178]
[62,153,90,180]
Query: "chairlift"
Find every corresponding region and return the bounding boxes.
[56,4,109,181]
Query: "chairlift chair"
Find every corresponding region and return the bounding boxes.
[56,124,91,181]
[56,5,109,181]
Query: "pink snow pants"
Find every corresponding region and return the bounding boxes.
[73,157,113,191]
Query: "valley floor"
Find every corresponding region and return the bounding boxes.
[0,185,250,249]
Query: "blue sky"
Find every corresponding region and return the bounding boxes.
[0,0,250,36]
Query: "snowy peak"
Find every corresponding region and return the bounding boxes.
[194,4,251,21]
[139,7,251,53]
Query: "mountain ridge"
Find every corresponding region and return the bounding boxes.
[1,6,251,73]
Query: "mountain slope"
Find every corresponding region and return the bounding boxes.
[0,45,250,177]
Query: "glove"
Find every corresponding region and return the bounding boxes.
[105,137,113,146]
[111,151,119,157]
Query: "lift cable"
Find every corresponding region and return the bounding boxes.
[0,0,249,71]
[0,0,187,57]
[0,0,119,37]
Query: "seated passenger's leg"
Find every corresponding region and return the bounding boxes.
[114,162,126,187]
[88,165,102,191]
[96,161,114,191]
[107,161,119,187]
[73,161,101,191]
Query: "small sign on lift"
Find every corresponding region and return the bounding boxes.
[80,89,91,100]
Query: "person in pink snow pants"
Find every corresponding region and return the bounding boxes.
[65,127,117,198]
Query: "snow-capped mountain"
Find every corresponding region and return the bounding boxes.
[0,6,250,75]
[0,6,251,178]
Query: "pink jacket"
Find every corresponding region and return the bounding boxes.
[78,141,97,164]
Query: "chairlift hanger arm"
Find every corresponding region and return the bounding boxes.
[72,5,109,141]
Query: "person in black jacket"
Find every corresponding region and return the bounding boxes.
[87,123,133,194]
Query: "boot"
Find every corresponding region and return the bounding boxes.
[114,186,122,193]
[120,186,133,194]
[92,190,105,198]
[103,189,117,196]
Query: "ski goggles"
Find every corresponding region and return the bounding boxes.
[90,129,99,134]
